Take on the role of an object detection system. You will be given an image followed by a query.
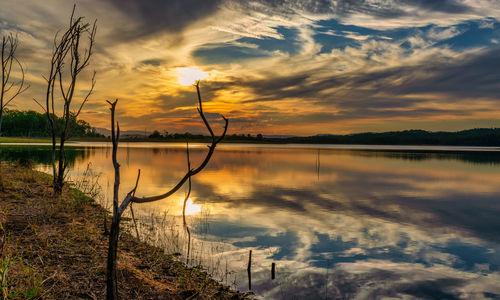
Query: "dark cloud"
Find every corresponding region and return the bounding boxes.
[314,32,362,53]
[157,92,198,111]
[140,59,164,66]
[193,44,270,64]
[104,0,222,39]
[364,47,500,98]
[99,0,473,46]
[237,0,406,19]
[193,26,304,64]
[242,74,311,98]
[1,0,493,134]
[208,47,500,125]
[237,26,302,56]
[235,0,471,22]
[399,0,471,14]
[102,0,472,43]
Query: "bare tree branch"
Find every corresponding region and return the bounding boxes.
[129,169,142,239]
[4,57,29,107]
[32,98,47,113]
[1,34,30,134]
[42,6,97,194]
[105,82,228,299]
[131,84,228,204]
[75,71,96,117]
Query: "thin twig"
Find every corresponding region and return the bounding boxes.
[131,83,228,203]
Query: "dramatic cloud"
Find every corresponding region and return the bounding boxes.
[1,0,500,134]
[103,0,223,40]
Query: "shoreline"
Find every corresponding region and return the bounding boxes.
[2,141,500,153]
[5,136,500,149]
[0,162,249,299]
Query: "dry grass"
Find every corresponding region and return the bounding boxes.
[0,162,249,299]
[123,209,239,288]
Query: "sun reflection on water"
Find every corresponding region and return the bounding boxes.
[22,144,500,299]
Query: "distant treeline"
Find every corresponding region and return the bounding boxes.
[1,110,104,138]
[281,129,500,146]
[146,128,500,146]
[147,130,263,141]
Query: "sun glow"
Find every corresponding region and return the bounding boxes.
[183,198,201,215]
[177,67,208,86]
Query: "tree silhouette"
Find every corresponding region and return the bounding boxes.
[0,34,29,135]
[34,5,96,194]
[106,82,228,299]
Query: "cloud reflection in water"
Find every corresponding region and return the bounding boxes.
[5,144,500,299]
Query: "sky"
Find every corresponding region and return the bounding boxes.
[1,0,500,135]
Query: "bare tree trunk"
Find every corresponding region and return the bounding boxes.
[182,142,192,263]
[105,82,228,298]
[51,123,57,190]
[106,214,120,299]
[55,132,67,194]
[1,35,29,131]
[35,6,96,195]
[106,99,122,300]
[1,34,29,192]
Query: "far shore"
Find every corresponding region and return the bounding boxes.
[5,126,500,146]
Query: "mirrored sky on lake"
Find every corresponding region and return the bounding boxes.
[2,143,500,299]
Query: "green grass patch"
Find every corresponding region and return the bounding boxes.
[0,137,50,143]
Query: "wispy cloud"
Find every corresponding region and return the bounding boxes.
[1,0,500,134]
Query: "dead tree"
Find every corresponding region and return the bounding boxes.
[0,34,29,191]
[106,82,228,299]
[35,6,96,194]
[0,34,29,134]
[182,142,193,263]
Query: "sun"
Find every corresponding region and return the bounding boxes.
[177,67,208,86]
[183,198,202,216]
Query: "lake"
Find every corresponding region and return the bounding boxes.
[2,143,500,299]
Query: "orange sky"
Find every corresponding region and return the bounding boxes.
[2,0,500,135]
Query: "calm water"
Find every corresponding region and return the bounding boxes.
[2,143,500,299]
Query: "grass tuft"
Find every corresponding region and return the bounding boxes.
[0,163,250,299]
